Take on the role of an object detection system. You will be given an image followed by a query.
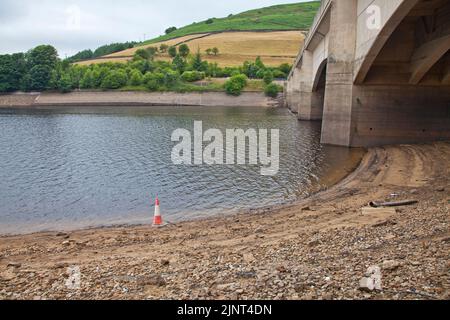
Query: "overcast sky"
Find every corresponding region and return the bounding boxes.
[0,0,309,58]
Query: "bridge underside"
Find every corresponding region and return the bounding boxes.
[287,0,450,147]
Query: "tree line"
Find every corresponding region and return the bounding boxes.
[0,44,289,97]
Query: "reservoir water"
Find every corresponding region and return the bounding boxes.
[0,106,363,234]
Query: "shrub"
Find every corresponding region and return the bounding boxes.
[272,69,287,79]
[264,83,281,98]
[168,46,177,58]
[101,70,128,89]
[178,44,190,58]
[80,70,94,89]
[159,44,169,53]
[279,63,292,75]
[129,70,143,86]
[165,27,177,34]
[181,71,205,82]
[58,74,72,93]
[225,74,247,96]
[134,49,150,60]
[263,70,274,85]
[205,18,214,24]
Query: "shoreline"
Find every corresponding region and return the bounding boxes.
[0,91,281,109]
[0,146,365,237]
[0,143,449,300]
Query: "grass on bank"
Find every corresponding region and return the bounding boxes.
[140,2,320,45]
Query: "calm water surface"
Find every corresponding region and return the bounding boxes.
[0,106,363,234]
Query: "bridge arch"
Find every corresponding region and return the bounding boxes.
[354,0,420,84]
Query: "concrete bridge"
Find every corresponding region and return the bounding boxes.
[286,0,450,147]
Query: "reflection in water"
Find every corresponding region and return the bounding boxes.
[0,106,364,234]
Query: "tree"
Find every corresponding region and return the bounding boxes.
[178,44,190,58]
[26,45,59,91]
[58,73,72,93]
[205,18,214,24]
[80,69,94,89]
[168,46,177,58]
[165,27,177,34]
[172,54,186,73]
[205,48,213,56]
[159,44,169,53]
[263,70,274,85]
[146,47,158,59]
[29,65,53,91]
[27,45,58,70]
[212,47,219,56]
[255,56,265,70]
[101,70,128,89]
[191,51,207,72]
[0,53,27,92]
[134,49,150,60]
[129,70,143,86]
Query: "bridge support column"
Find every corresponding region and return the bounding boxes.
[297,50,323,121]
[321,0,358,146]
[286,67,301,114]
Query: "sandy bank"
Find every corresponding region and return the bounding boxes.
[0,142,449,300]
[0,91,280,108]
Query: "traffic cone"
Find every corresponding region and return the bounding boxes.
[153,197,163,227]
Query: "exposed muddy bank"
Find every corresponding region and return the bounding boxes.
[0,142,448,300]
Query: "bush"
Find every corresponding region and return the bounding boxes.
[225,74,247,96]
[165,27,177,34]
[134,49,150,60]
[263,70,274,85]
[168,46,177,58]
[129,70,143,86]
[101,70,128,89]
[178,44,190,58]
[181,71,205,82]
[278,63,292,75]
[205,18,214,24]
[272,69,286,79]
[264,83,281,98]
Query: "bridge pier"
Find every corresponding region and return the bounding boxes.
[321,0,358,146]
[287,0,450,147]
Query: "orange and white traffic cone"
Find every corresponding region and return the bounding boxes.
[153,197,163,227]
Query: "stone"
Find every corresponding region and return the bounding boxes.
[7,262,21,268]
[138,275,166,287]
[382,260,402,271]
[243,253,255,263]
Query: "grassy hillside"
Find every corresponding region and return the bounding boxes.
[142,1,320,45]
[77,1,319,67]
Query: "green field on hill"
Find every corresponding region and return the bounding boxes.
[141,1,320,45]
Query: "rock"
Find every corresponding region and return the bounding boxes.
[301,206,311,211]
[138,275,166,287]
[160,259,170,266]
[56,232,70,239]
[359,277,376,292]
[62,240,71,246]
[360,266,382,292]
[243,253,255,263]
[382,260,402,271]
[277,265,287,273]
[236,271,257,279]
[308,240,320,247]
[436,187,445,192]
[7,262,21,268]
